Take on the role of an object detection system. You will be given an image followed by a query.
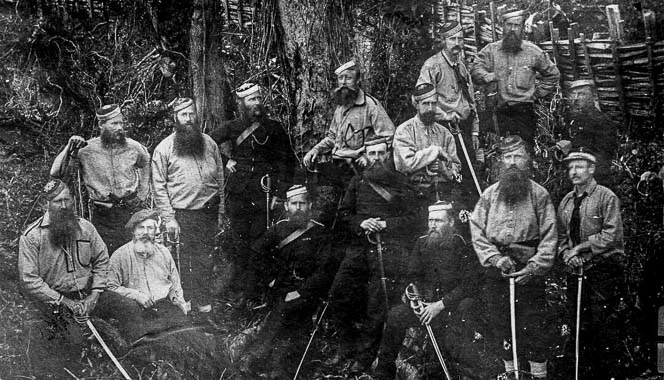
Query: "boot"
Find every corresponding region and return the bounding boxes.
[529,360,547,379]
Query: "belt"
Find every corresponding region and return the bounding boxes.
[91,193,138,209]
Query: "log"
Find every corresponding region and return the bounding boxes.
[607,5,623,43]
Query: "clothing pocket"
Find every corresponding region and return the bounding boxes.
[76,240,92,267]
[515,65,534,90]
[586,215,604,234]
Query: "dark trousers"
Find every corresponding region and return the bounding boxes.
[175,208,217,306]
[497,103,537,146]
[91,205,135,255]
[482,271,550,363]
[565,255,627,379]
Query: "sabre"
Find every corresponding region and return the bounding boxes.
[405,283,452,380]
[509,277,520,380]
[450,122,482,196]
[86,319,133,380]
[260,174,271,230]
[293,301,329,380]
[575,266,584,380]
[366,232,389,314]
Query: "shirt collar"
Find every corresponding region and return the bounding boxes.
[441,50,458,66]
[353,89,366,106]
[574,178,597,197]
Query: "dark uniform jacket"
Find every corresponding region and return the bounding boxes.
[406,233,479,310]
[210,117,294,196]
[252,219,338,300]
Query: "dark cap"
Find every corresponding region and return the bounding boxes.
[413,83,436,102]
[43,179,68,201]
[125,209,160,230]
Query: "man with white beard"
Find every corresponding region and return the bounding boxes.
[152,97,225,313]
[50,104,151,253]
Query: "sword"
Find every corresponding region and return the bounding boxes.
[575,266,584,380]
[509,277,520,380]
[86,319,133,380]
[261,174,271,230]
[405,283,452,380]
[367,232,389,315]
[293,301,329,380]
[450,122,482,196]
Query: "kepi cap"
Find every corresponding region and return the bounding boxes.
[96,104,122,122]
[502,9,526,21]
[364,135,390,147]
[563,147,596,164]
[43,179,68,201]
[413,83,436,102]
[439,21,463,38]
[286,185,308,200]
[428,201,453,213]
[334,60,357,75]
[499,135,527,154]
[236,83,261,98]
[125,209,160,230]
[170,97,194,113]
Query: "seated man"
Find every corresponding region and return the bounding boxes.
[242,185,338,378]
[373,201,481,380]
[107,209,191,342]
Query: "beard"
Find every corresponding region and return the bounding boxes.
[423,227,453,250]
[48,207,79,247]
[288,210,312,229]
[240,102,267,123]
[100,129,127,148]
[333,86,359,106]
[173,122,205,158]
[502,31,523,54]
[133,239,155,258]
[498,164,531,203]
[419,111,436,126]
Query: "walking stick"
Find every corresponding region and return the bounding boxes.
[575,266,584,380]
[86,319,133,380]
[509,277,520,380]
[450,122,482,196]
[293,301,329,380]
[366,231,390,315]
[260,174,271,230]
[405,283,452,380]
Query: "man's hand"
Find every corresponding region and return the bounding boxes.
[355,155,369,168]
[81,291,100,315]
[495,256,517,274]
[61,297,83,315]
[285,291,301,302]
[566,256,584,270]
[505,263,538,285]
[442,111,462,123]
[135,293,155,309]
[303,149,318,169]
[67,135,86,155]
[436,146,451,162]
[225,159,237,173]
[419,300,445,325]
[471,135,480,151]
[360,218,386,233]
[165,219,180,240]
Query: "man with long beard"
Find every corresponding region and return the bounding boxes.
[394,83,461,204]
[373,201,481,380]
[471,9,560,145]
[469,136,557,379]
[327,136,423,373]
[209,83,295,297]
[240,185,337,378]
[303,60,395,192]
[152,97,225,313]
[50,104,151,254]
[107,209,191,342]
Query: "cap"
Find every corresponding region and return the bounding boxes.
[428,201,453,213]
[236,83,261,98]
[502,9,526,21]
[413,83,436,102]
[125,209,160,230]
[364,135,390,147]
[440,21,463,38]
[334,60,357,75]
[499,135,526,154]
[43,179,68,201]
[286,185,308,200]
[96,104,122,122]
[568,79,595,90]
[563,147,597,164]
[171,97,194,113]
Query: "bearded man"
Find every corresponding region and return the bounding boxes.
[469,136,557,379]
[303,60,395,191]
[209,83,295,297]
[241,185,337,378]
[394,83,461,204]
[373,201,481,380]
[328,136,423,373]
[471,9,560,145]
[152,97,225,312]
[50,104,151,254]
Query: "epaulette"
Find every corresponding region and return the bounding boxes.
[22,216,44,236]
[453,234,468,245]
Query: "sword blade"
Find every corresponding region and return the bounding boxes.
[455,132,482,196]
[509,277,520,380]
[86,319,133,380]
[425,324,452,380]
[575,267,584,380]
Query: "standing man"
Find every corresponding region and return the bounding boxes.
[469,136,557,379]
[471,9,560,145]
[373,201,481,379]
[209,83,295,297]
[557,148,625,379]
[50,104,151,254]
[303,60,395,189]
[241,185,337,378]
[152,97,225,313]
[393,83,461,204]
[328,136,422,372]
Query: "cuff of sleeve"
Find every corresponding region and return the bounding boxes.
[487,254,502,267]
